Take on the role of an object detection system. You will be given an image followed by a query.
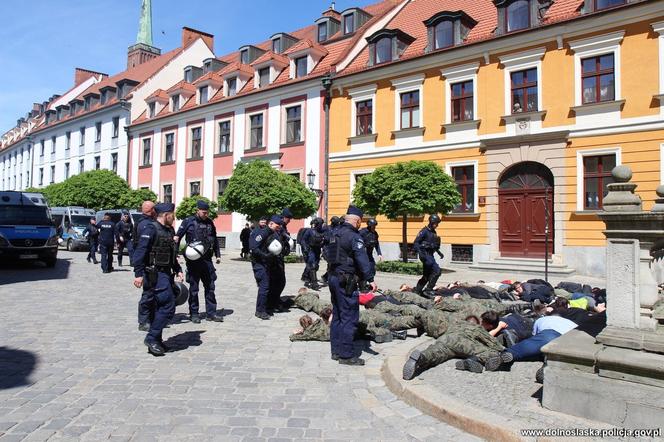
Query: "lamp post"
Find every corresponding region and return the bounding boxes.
[307,169,324,210]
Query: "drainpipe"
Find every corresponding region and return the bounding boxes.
[321,74,333,221]
[120,100,132,186]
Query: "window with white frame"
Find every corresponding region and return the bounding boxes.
[95,121,102,142]
[391,75,424,131]
[190,127,202,159]
[163,184,173,203]
[258,68,270,88]
[112,117,120,138]
[142,138,151,166]
[51,136,56,154]
[172,95,180,112]
[217,178,229,200]
[576,148,620,211]
[446,161,478,213]
[199,86,209,105]
[78,159,84,173]
[189,181,200,196]
[79,127,85,146]
[64,162,70,179]
[652,22,664,97]
[94,156,100,170]
[285,105,302,144]
[348,84,377,138]
[350,170,374,196]
[111,153,118,173]
[163,133,175,162]
[227,77,237,97]
[65,131,71,149]
[295,56,308,78]
[248,112,264,149]
[441,63,479,125]
[499,48,544,115]
[218,120,231,153]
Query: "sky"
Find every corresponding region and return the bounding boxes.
[0,0,377,132]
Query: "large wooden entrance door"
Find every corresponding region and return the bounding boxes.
[498,162,553,258]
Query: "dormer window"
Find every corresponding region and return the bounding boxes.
[340,8,372,36]
[172,95,180,112]
[367,29,415,66]
[343,14,355,34]
[184,68,193,83]
[228,77,237,97]
[375,38,392,64]
[100,91,108,105]
[316,17,340,43]
[318,23,328,42]
[424,11,477,52]
[240,49,249,64]
[295,57,308,78]
[494,0,549,34]
[586,0,625,12]
[506,0,530,32]
[149,102,156,118]
[272,38,281,54]
[270,33,298,54]
[84,98,90,111]
[434,21,454,49]
[69,104,76,116]
[258,68,270,88]
[199,86,208,104]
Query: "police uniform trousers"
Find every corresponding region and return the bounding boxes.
[417,253,440,288]
[99,241,114,273]
[305,248,321,273]
[117,240,134,266]
[267,262,286,310]
[366,249,376,276]
[329,273,360,359]
[252,262,272,313]
[138,286,155,325]
[87,238,98,261]
[145,272,176,344]
[186,258,217,316]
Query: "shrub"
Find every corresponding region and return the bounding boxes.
[375,260,423,275]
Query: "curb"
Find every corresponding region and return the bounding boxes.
[380,339,532,442]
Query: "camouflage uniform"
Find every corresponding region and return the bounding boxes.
[289,319,330,342]
[433,294,532,320]
[421,309,458,338]
[382,290,435,309]
[293,291,331,315]
[372,301,426,318]
[359,310,419,338]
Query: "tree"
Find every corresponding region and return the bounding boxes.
[118,188,157,211]
[352,161,461,262]
[175,196,219,220]
[219,160,318,221]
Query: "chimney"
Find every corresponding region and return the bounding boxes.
[75,68,107,86]
[182,27,214,51]
[322,7,341,19]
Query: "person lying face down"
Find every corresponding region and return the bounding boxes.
[480,310,534,347]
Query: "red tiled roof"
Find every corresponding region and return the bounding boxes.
[193,71,223,85]
[146,88,169,101]
[217,61,255,78]
[283,39,328,56]
[250,51,290,67]
[166,80,196,94]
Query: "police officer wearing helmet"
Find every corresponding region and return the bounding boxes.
[115,212,134,267]
[413,214,444,296]
[98,213,116,274]
[133,203,184,356]
[359,218,383,275]
[175,200,222,324]
[302,217,325,290]
[328,206,377,366]
[249,215,284,320]
[83,217,99,264]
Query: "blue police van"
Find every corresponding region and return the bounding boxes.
[51,206,96,251]
[0,191,59,267]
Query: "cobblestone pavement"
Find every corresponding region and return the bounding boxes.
[0,251,482,442]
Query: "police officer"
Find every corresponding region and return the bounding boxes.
[268,208,293,312]
[359,218,383,275]
[413,214,444,296]
[249,215,283,320]
[327,206,377,366]
[297,219,314,283]
[97,213,116,273]
[175,200,222,323]
[320,216,341,285]
[115,212,133,267]
[132,203,184,356]
[302,217,325,290]
[83,217,99,264]
[134,201,156,331]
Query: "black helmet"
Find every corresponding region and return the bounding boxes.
[330,216,340,226]
[312,217,324,227]
[367,218,378,227]
[174,281,189,306]
[428,214,441,225]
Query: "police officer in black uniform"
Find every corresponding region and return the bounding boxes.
[133,203,184,356]
[359,218,383,276]
[134,201,156,331]
[115,212,134,267]
[268,208,293,312]
[98,213,116,273]
[413,214,444,296]
[302,217,325,290]
[327,206,377,366]
[249,215,283,320]
[83,217,99,264]
[320,216,341,285]
[175,200,222,323]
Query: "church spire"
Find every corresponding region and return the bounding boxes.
[136,0,153,47]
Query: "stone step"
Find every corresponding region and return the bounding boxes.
[469,258,576,275]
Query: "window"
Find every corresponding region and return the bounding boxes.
[227,78,237,97]
[50,165,55,183]
[94,156,100,170]
[78,159,84,173]
[258,68,270,88]
[511,68,538,113]
[112,117,119,138]
[272,38,281,54]
[189,181,200,196]
[594,0,625,10]
[451,245,473,263]
[344,14,355,34]
[64,163,70,179]
[583,154,616,209]
[375,37,392,64]
[40,140,45,156]
[295,57,308,78]
[356,100,373,136]
[285,106,302,144]
[582,54,615,104]
[318,22,328,42]
[172,95,180,112]
[142,138,151,166]
[506,0,530,33]
[79,127,85,146]
[451,81,474,122]
[163,184,173,203]
[190,127,202,159]
[51,136,56,154]
[111,153,118,173]
[240,49,249,64]
[218,121,231,153]
[65,132,71,150]
[451,165,475,213]
[434,21,454,49]
[95,121,102,142]
[249,114,264,148]
[400,91,420,129]
[149,102,156,118]
[184,68,193,83]
[199,86,208,104]
[217,178,229,199]
[39,168,43,185]
[164,133,175,162]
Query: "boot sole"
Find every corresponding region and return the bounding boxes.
[485,351,513,371]
[403,350,422,380]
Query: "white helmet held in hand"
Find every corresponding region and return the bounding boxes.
[268,238,283,256]
[185,241,206,261]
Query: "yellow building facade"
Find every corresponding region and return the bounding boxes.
[328,0,664,276]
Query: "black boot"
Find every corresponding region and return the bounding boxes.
[423,271,441,297]
[309,270,321,290]
[413,280,426,295]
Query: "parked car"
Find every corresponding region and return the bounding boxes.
[51,206,96,251]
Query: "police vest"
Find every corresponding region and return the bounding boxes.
[190,218,214,252]
[308,230,324,248]
[363,230,378,249]
[326,228,355,271]
[149,222,177,270]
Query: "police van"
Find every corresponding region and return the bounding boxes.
[51,206,96,251]
[0,191,59,267]
[95,208,142,255]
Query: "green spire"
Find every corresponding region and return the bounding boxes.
[136,0,153,46]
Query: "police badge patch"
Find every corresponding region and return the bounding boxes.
[255,235,262,242]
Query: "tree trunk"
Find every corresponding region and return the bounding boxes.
[402,215,408,263]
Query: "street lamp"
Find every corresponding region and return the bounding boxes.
[307,170,324,210]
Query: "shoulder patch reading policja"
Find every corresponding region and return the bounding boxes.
[255,235,262,242]
[357,240,364,250]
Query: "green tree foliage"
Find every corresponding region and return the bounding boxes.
[175,196,218,220]
[219,160,318,221]
[26,170,156,211]
[352,161,461,262]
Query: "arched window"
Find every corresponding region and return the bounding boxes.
[506,0,530,33]
[375,37,392,64]
[434,21,454,49]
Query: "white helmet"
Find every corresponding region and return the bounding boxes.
[185,241,206,261]
[268,238,283,256]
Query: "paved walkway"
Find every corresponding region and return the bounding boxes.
[0,251,483,442]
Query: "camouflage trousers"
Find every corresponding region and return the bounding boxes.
[373,302,427,318]
[382,290,434,309]
[293,292,331,315]
[359,310,419,339]
[289,319,330,342]
[419,325,504,369]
